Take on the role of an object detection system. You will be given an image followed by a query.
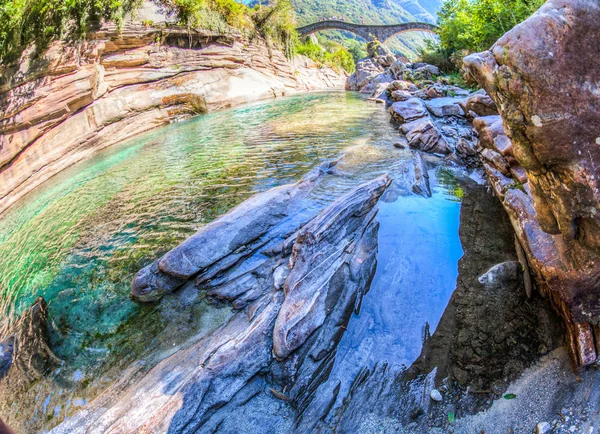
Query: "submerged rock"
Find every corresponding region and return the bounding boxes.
[55,173,391,433]
[131,161,335,303]
[0,297,59,385]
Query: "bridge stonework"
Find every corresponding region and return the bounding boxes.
[296,21,438,43]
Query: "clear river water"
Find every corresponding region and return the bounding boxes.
[0,91,465,431]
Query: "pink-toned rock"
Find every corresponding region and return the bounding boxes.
[465,0,600,366]
[0,25,346,215]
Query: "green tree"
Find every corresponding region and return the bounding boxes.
[419,0,544,73]
[0,0,142,63]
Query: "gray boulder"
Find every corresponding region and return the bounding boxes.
[389,98,429,123]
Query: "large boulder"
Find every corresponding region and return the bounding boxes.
[401,119,451,155]
[463,91,498,116]
[464,0,600,366]
[346,58,384,91]
[389,98,429,123]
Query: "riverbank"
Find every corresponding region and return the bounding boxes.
[0,23,346,216]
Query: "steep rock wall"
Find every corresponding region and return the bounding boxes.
[0,24,345,215]
[463,0,600,366]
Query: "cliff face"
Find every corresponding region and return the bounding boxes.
[0,24,345,215]
[463,0,600,367]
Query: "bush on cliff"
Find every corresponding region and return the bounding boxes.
[419,0,544,72]
[161,0,253,32]
[0,0,142,63]
[296,38,355,73]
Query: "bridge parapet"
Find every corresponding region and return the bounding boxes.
[297,21,438,43]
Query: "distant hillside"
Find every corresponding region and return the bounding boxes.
[290,0,441,58]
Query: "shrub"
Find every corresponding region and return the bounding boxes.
[250,0,298,58]
[296,38,355,73]
[0,0,143,64]
[437,0,545,54]
[421,0,545,73]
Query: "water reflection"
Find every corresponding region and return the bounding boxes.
[329,169,464,399]
[0,91,466,432]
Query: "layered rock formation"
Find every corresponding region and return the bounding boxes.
[0,24,345,216]
[51,169,391,433]
[0,297,60,394]
[463,0,600,366]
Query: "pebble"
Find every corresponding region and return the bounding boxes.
[536,422,552,434]
[430,389,443,402]
[393,142,406,149]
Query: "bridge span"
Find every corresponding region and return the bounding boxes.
[296,21,438,43]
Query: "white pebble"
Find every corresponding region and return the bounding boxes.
[430,389,443,402]
[536,422,552,434]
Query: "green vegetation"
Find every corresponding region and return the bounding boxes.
[161,0,298,57]
[0,0,299,63]
[0,0,142,63]
[418,0,543,72]
[290,0,435,59]
[296,37,355,72]
[0,0,358,72]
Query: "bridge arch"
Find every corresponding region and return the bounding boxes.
[296,21,438,43]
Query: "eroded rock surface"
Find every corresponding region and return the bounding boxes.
[0,297,60,398]
[0,25,345,215]
[464,0,600,366]
[53,173,391,433]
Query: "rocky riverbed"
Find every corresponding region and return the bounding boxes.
[0,19,345,216]
[2,1,600,433]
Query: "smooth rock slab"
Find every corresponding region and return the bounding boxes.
[53,174,391,433]
[131,161,334,303]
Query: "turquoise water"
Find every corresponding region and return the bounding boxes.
[0,91,464,432]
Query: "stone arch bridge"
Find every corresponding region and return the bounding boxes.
[297,21,438,43]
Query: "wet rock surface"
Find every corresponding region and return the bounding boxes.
[51,172,392,433]
[0,297,61,407]
[464,0,600,367]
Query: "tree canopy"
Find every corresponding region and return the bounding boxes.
[437,0,544,53]
[419,0,544,72]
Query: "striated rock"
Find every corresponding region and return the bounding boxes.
[411,64,439,81]
[411,152,432,198]
[273,175,390,360]
[346,58,384,91]
[389,98,429,123]
[0,25,345,215]
[424,97,465,118]
[464,0,600,366]
[131,161,334,303]
[391,89,412,102]
[463,91,498,116]
[402,119,451,155]
[53,174,390,433]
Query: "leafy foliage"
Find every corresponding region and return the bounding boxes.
[418,0,544,73]
[250,0,298,58]
[160,0,252,32]
[296,37,355,73]
[0,0,142,63]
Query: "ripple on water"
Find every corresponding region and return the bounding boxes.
[0,91,466,432]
